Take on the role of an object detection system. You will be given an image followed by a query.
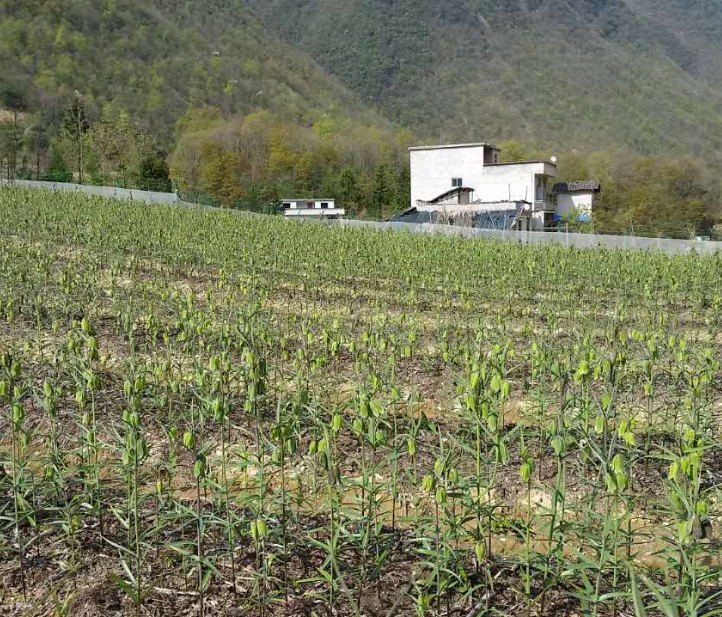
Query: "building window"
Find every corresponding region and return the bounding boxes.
[307,201,315,209]
[321,202,329,209]
[282,202,291,209]
[452,178,463,188]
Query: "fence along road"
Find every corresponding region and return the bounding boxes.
[4,179,722,255]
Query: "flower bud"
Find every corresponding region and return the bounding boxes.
[407,438,416,456]
[475,542,486,563]
[331,414,342,433]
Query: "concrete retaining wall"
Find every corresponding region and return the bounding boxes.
[1,179,181,205]
[318,219,722,255]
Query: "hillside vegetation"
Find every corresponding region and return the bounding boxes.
[247,0,722,158]
[5,0,722,157]
[0,0,382,145]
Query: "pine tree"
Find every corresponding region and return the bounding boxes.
[338,166,360,210]
[46,142,71,182]
[372,164,391,220]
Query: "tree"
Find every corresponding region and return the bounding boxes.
[112,112,153,187]
[295,151,321,195]
[86,119,117,180]
[62,95,90,183]
[138,153,171,192]
[25,121,48,179]
[0,124,16,180]
[498,140,541,163]
[338,166,361,210]
[46,141,71,182]
[394,164,411,213]
[372,164,392,220]
[169,132,205,194]
[560,206,593,234]
[0,88,26,180]
[174,106,224,140]
[200,142,245,207]
[86,111,154,187]
[238,111,273,189]
[267,125,298,178]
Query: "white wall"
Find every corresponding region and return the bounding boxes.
[410,147,554,207]
[410,145,487,206]
[556,193,593,219]
[284,200,336,210]
[475,164,536,203]
[285,208,345,217]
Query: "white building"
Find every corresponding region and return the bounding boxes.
[551,181,600,223]
[409,142,558,230]
[279,198,345,219]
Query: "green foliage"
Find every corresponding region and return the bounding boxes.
[551,147,718,237]
[4,0,722,231]
[45,141,71,182]
[170,111,410,218]
[247,0,722,158]
[86,111,155,187]
[199,142,245,208]
[2,186,722,615]
[0,0,383,148]
[60,98,90,183]
[138,153,171,193]
[499,140,544,164]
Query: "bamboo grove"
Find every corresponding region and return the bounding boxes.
[0,186,721,617]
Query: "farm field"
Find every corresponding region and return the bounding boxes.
[0,186,721,617]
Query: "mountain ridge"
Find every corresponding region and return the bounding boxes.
[245,0,722,158]
[2,0,722,160]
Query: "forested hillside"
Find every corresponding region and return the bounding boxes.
[246,0,722,159]
[0,0,382,146]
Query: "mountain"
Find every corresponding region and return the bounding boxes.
[0,0,385,146]
[3,0,722,161]
[245,0,722,159]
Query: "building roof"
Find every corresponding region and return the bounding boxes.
[552,181,601,193]
[486,160,557,167]
[425,187,475,204]
[280,198,335,202]
[408,142,499,152]
[470,199,531,205]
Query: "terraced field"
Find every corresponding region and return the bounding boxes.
[0,186,721,617]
